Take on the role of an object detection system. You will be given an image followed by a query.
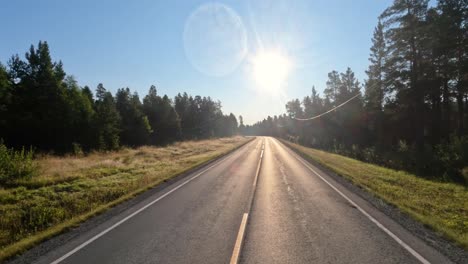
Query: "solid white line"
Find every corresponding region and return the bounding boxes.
[230,213,249,264]
[282,141,431,264]
[50,152,236,264]
[253,151,263,187]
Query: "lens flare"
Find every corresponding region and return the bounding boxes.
[251,50,292,93]
[183,3,247,77]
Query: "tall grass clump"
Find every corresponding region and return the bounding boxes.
[0,142,37,184]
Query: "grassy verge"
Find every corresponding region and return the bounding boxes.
[281,140,468,249]
[0,136,252,261]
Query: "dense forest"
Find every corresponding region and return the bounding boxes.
[1,0,466,183]
[245,0,468,182]
[0,41,240,153]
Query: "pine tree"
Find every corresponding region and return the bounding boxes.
[238,115,245,135]
[94,85,121,150]
[436,0,468,135]
[228,113,238,136]
[115,88,151,146]
[380,0,430,148]
[174,92,193,139]
[365,21,386,146]
[339,68,363,146]
[82,85,94,103]
[143,86,180,144]
[160,95,181,142]
[63,75,95,150]
[96,83,107,101]
[365,21,386,112]
[324,71,341,105]
[6,41,70,151]
[0,63,11,139]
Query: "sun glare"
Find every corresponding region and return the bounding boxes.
[251,50,292,93]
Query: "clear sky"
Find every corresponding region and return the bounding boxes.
[0,0,393,124]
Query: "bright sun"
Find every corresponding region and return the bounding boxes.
[251,50,292,93]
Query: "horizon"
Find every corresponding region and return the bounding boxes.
[0,0,393,125]
[1,1,467,263]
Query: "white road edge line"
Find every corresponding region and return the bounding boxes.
[230,213,249,264]
[283,141,431,264]
[50,148,241,264]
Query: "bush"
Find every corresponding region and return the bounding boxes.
[434,136,468,183]
[72,142,84,157]
[462,167,468,183]
[362,147,377,163]
[293,135,468,184]
[0,143,37,184]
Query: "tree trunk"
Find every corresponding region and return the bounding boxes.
[456,84,464,136]
[432,79,442,144]
[442,78,451,139]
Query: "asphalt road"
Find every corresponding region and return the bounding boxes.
[28,137,452,264]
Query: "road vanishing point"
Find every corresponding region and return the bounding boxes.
[23,137,453,264]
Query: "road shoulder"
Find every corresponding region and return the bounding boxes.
[6,137,256,264]
[279,138,468,264]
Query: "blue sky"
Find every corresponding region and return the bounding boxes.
[0,0,393,124]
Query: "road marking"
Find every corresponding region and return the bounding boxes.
[231,139,264,263]
[279,140,431,264]
[49,143,249,264]
[230,213,249,264]
[253,145,264,187]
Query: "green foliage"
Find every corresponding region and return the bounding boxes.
[63,76,95,151]
[462,167,468,183]
[92,84,121,151]
[143,86,181,144]
[397,140,409,152]
[0,43,240,155]
[0,143,36,184]
[434,136,468,181]
[0,63,11,139]
[72,143,84,157]
[246,0,468,183]
[174,92,238,140]
[115,88,152,146]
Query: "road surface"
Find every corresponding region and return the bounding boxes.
[26,137,451,264]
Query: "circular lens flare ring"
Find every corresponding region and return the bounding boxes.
[183,2,248,77]
[251,49,292,93]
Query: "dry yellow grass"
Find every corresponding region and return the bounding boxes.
[0,136,251,261]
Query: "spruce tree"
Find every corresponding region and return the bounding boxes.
[365,21,386,146]
[94,85,120,150]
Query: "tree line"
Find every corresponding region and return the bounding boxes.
[0,41,240,153]
[245,0,468,182]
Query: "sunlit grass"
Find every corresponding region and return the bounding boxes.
[282,140,468,249]
[0,136,251,261]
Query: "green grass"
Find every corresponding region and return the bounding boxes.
[0,144,37,184]
[282,140,468,249]
[0,136,252,261]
